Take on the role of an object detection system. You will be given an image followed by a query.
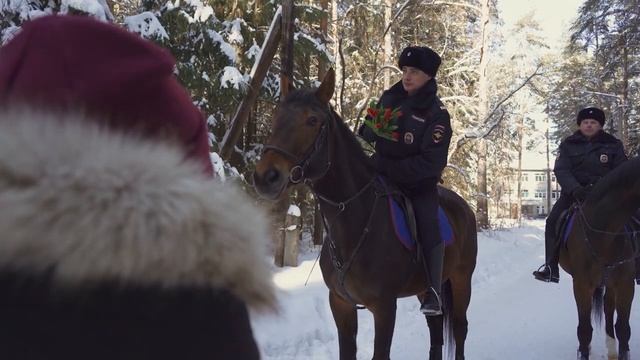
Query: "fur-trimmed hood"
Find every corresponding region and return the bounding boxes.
[0,109,275,310]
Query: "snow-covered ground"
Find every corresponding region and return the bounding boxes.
[251,220,640,359]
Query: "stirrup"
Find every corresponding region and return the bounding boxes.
[533,264,559,283]
[420,287,443,316]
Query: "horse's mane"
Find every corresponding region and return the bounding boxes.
[589,156,640,204]
[282,89,375,171]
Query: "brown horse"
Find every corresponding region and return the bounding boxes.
[560,156,640,360]
[253,69,477,360]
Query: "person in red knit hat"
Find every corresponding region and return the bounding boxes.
[0,13,213,176]
[0,15,274,360]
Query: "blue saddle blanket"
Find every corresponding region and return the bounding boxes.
[388,196,454,250]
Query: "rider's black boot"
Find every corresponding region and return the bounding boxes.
[421,243,444,316]
[533,262,559,283]
[533,228,560,283]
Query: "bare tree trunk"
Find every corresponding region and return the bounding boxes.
[313,0,329,246]
[280,0,295,93]
[331,0,341,113]
[318,0,329,81]
[517,114,524,225]
[475,0,491,229]
[546,117,551,214]
[383,0,393,89]
[476,141,489,228]
[621,43,629,152]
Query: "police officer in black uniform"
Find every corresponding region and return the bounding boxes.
[533,107,627,283]
[359,46,452,315]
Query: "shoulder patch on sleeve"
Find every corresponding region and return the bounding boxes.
[432,124,447,143]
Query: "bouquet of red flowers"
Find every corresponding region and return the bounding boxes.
[363,101,402,142]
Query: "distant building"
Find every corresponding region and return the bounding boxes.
[494,168,562,219]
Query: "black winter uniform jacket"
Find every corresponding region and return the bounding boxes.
[554,130,627,195]
[359,79,452,187]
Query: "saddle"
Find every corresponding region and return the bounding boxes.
[555,206,577,246]
[377,177,454,251]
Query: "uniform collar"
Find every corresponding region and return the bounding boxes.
[386,79,438,109]
[566,130,618,144]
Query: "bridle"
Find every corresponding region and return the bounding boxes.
[262,110,332,185]
[261,106,383,308]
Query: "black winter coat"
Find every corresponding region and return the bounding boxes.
[358,79,452,187]
[554,130,627,195]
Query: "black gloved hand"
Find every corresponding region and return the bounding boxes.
[572,186,590,201]
[358,124,378,144]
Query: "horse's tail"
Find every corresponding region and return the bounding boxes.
[442,280,455,359]
[592,286,605,327]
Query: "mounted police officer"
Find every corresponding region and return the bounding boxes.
[533,107,628,283]
[359,46,452,316]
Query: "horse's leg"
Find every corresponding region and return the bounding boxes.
[417,293,444,360]
[450,274,472,360]
[604,288,617,360]
[573,280,593,359]
[369,299,397,360]
[329,291,358,360]
[614,281,634,360]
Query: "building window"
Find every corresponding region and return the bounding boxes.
[535,173,545,182]
[551,175,556,182]
[535,191,546,199]
[521,189,529,198]
[522,174,528,182]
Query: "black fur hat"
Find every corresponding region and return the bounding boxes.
[398,46,441,77]
[577,107,605,127]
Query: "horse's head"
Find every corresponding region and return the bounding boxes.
[253,69,336,200]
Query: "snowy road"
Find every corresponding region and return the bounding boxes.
[251,220,640,359]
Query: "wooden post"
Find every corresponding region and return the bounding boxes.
[283,206,301,267]
[272,195,289,267]
[273,0,297,267]
[313,199,324,245]
[219,7,283,160]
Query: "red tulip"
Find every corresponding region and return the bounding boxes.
[384,108,392,122]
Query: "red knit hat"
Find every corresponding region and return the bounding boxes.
[0,15,213,177]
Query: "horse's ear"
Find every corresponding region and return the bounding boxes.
[316,68,335,104]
